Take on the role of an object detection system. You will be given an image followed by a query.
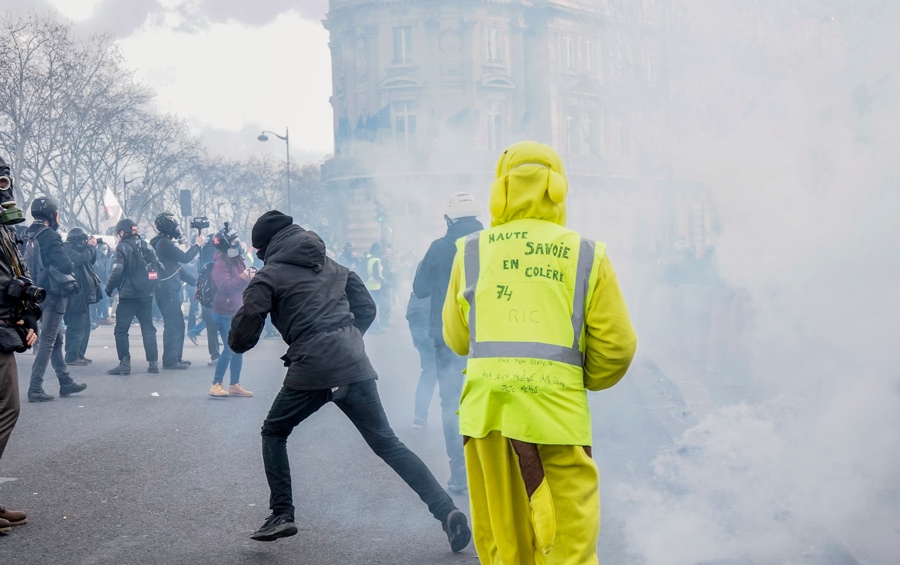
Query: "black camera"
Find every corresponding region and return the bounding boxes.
[7,276,46,305]
[190,216,210,231]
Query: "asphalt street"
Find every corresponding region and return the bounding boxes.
[0,321,677,565]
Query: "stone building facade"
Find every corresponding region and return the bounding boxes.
[322,0,714,260]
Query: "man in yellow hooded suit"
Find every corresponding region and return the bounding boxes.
[443,141,637,564]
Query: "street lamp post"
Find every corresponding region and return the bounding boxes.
[258,127,291,217]
[123,176,138,218]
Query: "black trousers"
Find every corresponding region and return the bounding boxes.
[64,306,91,362]
[114,297,158,362]
[156,285,186,366]
[260,379,456,522]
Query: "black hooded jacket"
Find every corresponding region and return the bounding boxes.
[63,241,97,313]
[229,224,378,390]
[412,216,483,340]
[150,233,199,290]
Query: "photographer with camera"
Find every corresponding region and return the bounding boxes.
[150,212,204,370]
[63,228,100,366]
[0,156,40,533]
[24,197,87,402]
[106,219,161,375]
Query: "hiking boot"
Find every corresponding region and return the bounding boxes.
[250,514,297,542]
[80,356,92,363]
[66,358,90,366]
[27,391,54,403]
[209,383,229,398]
[228,383,253,397]
[59,382,87,397]
[107,356,131,375]
[441,509,472,553]
[147,362,159,374]
[162,362,190,370]
[0,505,27,526]
[179,360,191,366]
[0,517,10,534]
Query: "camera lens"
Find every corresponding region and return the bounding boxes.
[25,286,46,304]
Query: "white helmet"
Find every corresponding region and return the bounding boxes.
[444,192,480,220]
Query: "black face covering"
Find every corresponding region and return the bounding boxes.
[256,246,267,262]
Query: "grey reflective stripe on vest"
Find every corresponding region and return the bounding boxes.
[463,234,480,341]
[462,233,595,368]
[571,238,596,349]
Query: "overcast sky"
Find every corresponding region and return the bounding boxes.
[3,0,334,162]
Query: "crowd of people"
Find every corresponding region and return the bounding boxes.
[0,141,639,564]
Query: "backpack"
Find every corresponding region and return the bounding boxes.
[195,262,217,308]
[23,227,78,297]
[123,237,162,294]
[22,231,47,290]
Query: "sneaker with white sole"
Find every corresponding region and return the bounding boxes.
[209,383,229,398]
[228,383,253,397]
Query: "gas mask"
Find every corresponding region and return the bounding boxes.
[0,174,25,225]
[226,246,240,258]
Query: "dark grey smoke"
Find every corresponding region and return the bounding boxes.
[8,0,329,38]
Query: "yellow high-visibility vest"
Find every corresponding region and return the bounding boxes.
[454,218,604,446]
[365,256,382,290]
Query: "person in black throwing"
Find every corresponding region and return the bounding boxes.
[228,210,472,552]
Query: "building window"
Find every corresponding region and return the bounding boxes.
[485,28,505,63]
[394,101,417,152]
[567,115,581,154]
[584,41,594,73]
[487,101,504,151]
[563,37,576,70]
[393,27,412,64]
[620,121,631,158]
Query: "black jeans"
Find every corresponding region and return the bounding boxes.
[64,306,91,362]
[29,295,72,393]
[156,285,186,366]
[261,379,456,522]
[114,296,158,362]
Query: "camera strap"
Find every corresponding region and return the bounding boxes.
[158,265,182,282]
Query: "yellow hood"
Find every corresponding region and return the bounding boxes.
[489,141,568,227]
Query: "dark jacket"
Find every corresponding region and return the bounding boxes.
[0,225,38,331]
[412,216,483,340]
[95,246,114,284]
[63,241,98,313]
[151,234,199,290]
[198,240,216,267]
[211,255,248,316]
[405,292,431,347]
[106,234,157,299]
[229,224,377,390]
[25,222,74,309]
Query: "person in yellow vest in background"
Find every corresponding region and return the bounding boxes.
[442,141,637,564]
[364,242,386,332]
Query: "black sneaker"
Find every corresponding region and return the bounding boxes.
[441,509,471,553]
[60,382,87,397]
[250,514,298,542]
[27,391,55,403]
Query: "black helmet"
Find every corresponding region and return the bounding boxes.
[212,223,240,252]
[31,196,59,221]
[115,218,137,236]
[66,226,89,243]
[154,211,180,237]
